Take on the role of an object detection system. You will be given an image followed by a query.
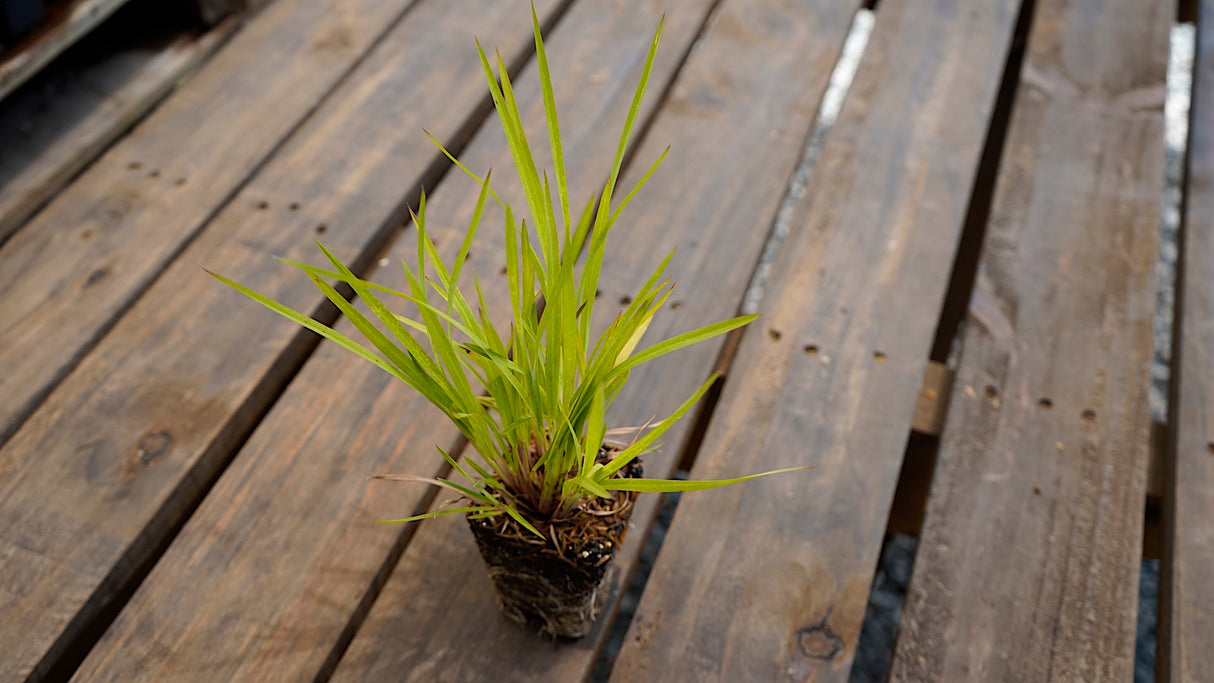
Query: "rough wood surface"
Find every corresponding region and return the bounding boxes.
[0,1,561,679]
[0,23,233,242]
[330,0,871,680]
[1162,0,1214,679]
[892,362,1163,539]
[610,1,1022,680]
[0,0,420,447]
[891,0,1170,679]
[0,0,135,100]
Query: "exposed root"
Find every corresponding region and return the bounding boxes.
[467,457,642,638]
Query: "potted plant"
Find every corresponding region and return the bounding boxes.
[211,9,806,638]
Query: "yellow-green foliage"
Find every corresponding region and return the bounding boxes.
[212,8,804,535]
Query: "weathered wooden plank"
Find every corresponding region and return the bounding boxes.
[610,1,1023,680]
[1162,0,1214,679]
[0,0,135,101]
[0,0,421,447]
[891,0,1170,679]
[0,1,563,679]
[329,0,880,680]
[0,23,234,242]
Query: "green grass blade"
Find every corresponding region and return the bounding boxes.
[504,205,522,327]
[565,474,611,499]
[371,473,496,505]
[612,288,670,367]
[473,276,506,355]
[424,129,504,207]
[609,146,668,227]
[581,385,606,474]
[496,49,555,268]
[434,444,490,485]
[591,15,663,247]
[478,42,552,272]
[275,259,413,300]
[601,466,814,493]
[379,505,487,525]
[302,269,455,414]
[309,242,455,397]
[532,3,570,233]
[448,170,493,309]
[598,373,717,478]
[208,269,404,382]
[615,313,760,373]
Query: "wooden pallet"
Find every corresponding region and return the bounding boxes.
[0,0,1197,680]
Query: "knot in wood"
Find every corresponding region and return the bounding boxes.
[135,429,172,465]
[795,616,844,661]
[84,267,110,289]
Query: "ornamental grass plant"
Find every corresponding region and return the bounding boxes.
[212,8,806,637]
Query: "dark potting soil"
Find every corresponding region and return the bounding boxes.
[468,457,642,639]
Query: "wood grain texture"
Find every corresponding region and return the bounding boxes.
[0,0,135,100]
[610,1,1022,680]
[891,0,1170,680]
[1162,0,1214,679]
[0,23,234,242]
[0,0,420,447]
[330,0,869,680]
[0,1,560,679]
